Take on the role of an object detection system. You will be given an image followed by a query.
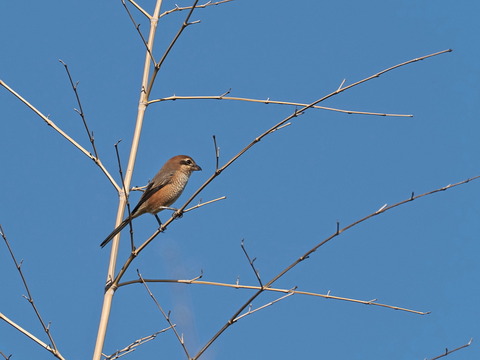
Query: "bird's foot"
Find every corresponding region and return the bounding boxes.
[173,209,184,219]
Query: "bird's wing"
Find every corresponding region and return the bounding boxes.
[131,170,174,215]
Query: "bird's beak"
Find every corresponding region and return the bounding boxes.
[193,164,202,171]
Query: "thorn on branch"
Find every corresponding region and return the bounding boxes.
[212,135,220,170]
[241,239,263,287]
[219,88,231,98]
[376,204,388,213]
[188,270,204,283]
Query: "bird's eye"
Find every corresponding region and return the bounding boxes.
[184,159,192,165]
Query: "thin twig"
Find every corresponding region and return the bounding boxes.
[137,271,191,359]
[184,196,226,213]
[0,312,65,359]
[0,226,63,357]
[104,327,174,360]
[126,0,151,18]
[0,351,12,360]
[59,59,99,158]
[212,135,220,171]
[121,0,156,65]
[114,140,136,251]
[427,338,473,360]
[149,94,414,117]
[233,288,296,321]
[117,278,429,315]
[145,0,201,97]
[160,0,234,18]
[0,80,120,191]
[240,240,262,287]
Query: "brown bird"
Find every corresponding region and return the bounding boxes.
[100,155,201,248]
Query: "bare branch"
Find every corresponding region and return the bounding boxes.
[0,80,120,192]
[184,196,226,213]
[118,278,429,315]
[114,140,136,251]
[0,226,64,359]
[149,94,414,118]
[160,0,234,18]
[59,59,99,158]
[0,312,65,359]
[145,0,201,98]
[233,288,296,322]
[137,271,191,359]
[126,0,151,18]
[121,0,156,65]
[104,327,174,360]
[0,351,12,360]
[212,135,220,171]
[427,338,473,360]
[240,240,262,287]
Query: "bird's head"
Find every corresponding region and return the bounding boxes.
[170,155,202,174]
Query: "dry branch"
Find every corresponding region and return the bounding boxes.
[0,80,119,191]
[59,59,99,158]
[138,272,191,359]
[233,289,296,322]
[149,93,413,117]
[118,278,429,315]
[160,0,234,18]
[0,312,64,359]
[427,338,473,360]
[0,225,65,360]
[93,1,167,357]
[104,327,174,360]
[0,351,12,360]
[145,0,201,97]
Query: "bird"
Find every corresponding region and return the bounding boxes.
[100,155,202,248]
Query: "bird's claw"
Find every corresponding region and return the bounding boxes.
[173,209,184,219]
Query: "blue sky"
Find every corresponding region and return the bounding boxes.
[1,1,479,359]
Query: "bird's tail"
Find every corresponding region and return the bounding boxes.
[100,218,132,248]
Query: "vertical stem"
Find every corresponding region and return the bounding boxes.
[92,1,163,359]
